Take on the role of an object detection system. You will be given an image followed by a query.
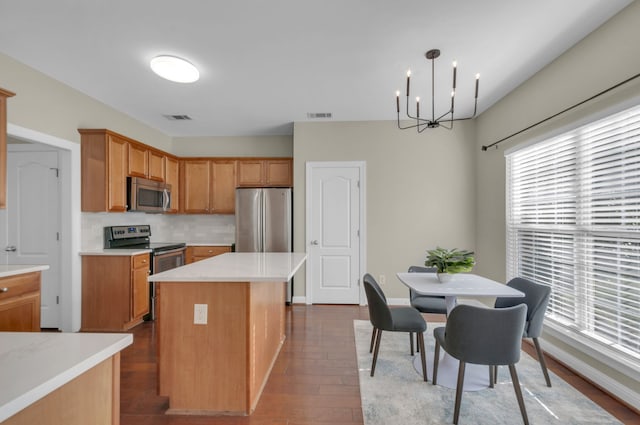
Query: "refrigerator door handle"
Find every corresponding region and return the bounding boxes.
[259,189,265,252]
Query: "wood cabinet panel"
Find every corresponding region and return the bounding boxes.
[165,156,179,212]
[211,160,236,214]
[128,143,148,178]
[148,150,165,181]
[107,136,128,211]
[81,254,150,331]
[0,271,41,332]
[237,159,292,187]
[0,87,16,210]
[181,160,211,213]
[186,245,232,264]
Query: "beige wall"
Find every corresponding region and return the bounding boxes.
[475,1,640,398]
[475,1,640,281]
[293,120,477,299]
[171,135,292,157]
[1,53,172,151]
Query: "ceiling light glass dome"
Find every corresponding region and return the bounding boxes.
[150,55,199,83]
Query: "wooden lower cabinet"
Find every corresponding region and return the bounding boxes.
[185,245,232,264]
[157,280,286,415]
[81,253,150,331]
[0,271,41,332]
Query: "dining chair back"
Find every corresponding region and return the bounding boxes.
[408,265,447,315]
[433,304,529,424]
[495,277,552,386]
[363,273,428,381]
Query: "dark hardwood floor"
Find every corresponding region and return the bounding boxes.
[120,305,639,424]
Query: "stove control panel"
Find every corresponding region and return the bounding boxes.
[105,225,151,241]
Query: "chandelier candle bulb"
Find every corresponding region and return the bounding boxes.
[406,70,411,96]
[452,62,457,89]
[416,97,420,117]
[396,91,400,113]
[475,74,480,98]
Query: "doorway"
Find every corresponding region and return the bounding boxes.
[5,124,81,331]
[5,149,61,328]
[305,161,366,304]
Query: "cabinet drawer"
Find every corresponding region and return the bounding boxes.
[190,246,231,257]
[0,272,40,302]
[132,254,151,270]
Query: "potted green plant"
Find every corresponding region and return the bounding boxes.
[425,247,475,282]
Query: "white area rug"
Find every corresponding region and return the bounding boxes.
[354,320,621,425]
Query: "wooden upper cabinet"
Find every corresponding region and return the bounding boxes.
[0,88,16,210]
[148,150,165,181]
[237,158,292,187]
[265,159,293,187]
[181,159,211,213]
[210,160,237,214]
[80,129,129,212]
[128,143,148,178]
[164,156,179,212]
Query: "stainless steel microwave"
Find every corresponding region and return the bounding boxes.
[127,177,171,213]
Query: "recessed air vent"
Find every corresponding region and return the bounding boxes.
[163,114,192,121]
[307,112,332,119]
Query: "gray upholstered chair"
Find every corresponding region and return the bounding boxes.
[408,265,448,315]
[494,277,552,387]
[433,304,529,425]
[363,273,428,381]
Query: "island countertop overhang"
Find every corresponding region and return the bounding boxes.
[148,252,307,282]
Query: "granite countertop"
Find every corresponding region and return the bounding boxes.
[0,265,50,279]
[0,332,132,422]
[149,252,307,282]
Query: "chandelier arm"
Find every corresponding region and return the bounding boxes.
[435,108,454,122]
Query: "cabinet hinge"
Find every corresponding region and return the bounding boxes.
[357,180,360,188]
[56,232,60,241]
[56,296,59,305]
[357,229,360,237]
[357,278,360,286]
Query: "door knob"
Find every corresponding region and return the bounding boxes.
[311,240,319,245]
[4,246,16,252]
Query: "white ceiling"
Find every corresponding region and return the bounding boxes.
[0,0,632,137]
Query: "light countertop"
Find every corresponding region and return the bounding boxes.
[0,332,132,422]
[0,265,50,279]
[149,252,307,282]
[186,243,232,247]
[79,248,152,256]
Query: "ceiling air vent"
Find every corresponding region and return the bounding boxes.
[163,114,192,121]
[307,112,332,119]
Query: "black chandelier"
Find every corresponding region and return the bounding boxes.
[396,49,479,131]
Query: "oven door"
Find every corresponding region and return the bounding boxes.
[149,247,185,320]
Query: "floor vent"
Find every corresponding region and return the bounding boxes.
[163,114,192,121]
[307,112,333,119]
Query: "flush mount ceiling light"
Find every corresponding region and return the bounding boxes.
[150,55,199,83]
[396,48,479,131]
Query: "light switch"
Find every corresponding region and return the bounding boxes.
[194,304,208,325]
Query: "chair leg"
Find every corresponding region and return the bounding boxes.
[508,364,530,425]
[371,330,382,377]
[416,332,420,353]
[494,364,498,383]
[417,332,427,382]
[369,327,377,353]
[410,332,414,356]
[453,361,466,425]
[533,337,552,387]
[433,340,441,385]
[489,365,494,388]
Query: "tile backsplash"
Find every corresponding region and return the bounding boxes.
[81,212,235,250]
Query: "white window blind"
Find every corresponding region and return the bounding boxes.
[506,104,640,361]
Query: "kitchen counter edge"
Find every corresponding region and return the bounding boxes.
[0,265,50,279]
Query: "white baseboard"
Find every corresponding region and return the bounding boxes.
[291,296,307,304]
[387,298,410,305]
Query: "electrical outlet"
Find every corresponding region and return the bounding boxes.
[194,304,208,325]
[379,274,386,285]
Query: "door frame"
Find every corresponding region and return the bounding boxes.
[7,123,81,332]
[305,161,366,305]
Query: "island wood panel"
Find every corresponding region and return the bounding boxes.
[81,256,131,331]
[3,355,120,425]
[248,281,286,410]
[157,280,286,415]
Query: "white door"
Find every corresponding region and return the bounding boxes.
[4,151,61,328]
[306,161,365,304]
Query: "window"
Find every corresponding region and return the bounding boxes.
[506,104,640,362]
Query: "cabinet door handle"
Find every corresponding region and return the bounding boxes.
[0,287,8,293]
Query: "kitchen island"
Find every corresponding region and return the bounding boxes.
[148,252,306,416]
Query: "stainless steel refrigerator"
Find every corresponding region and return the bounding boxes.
[235,188,292,253]
[235,188,293,301]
